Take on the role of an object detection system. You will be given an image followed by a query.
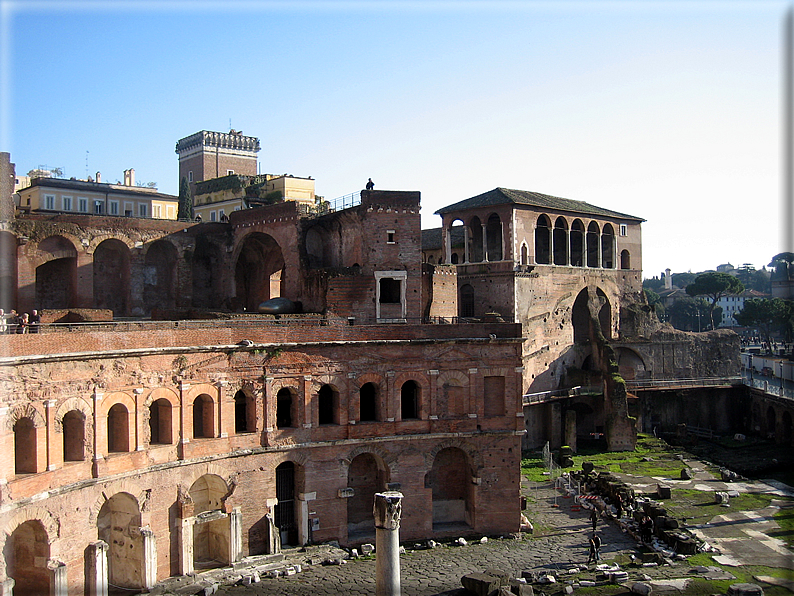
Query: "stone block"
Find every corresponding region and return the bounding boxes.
[657,484,671,499]
[726,584,764,596]
[461,572,502,596]
[361,543,374,555]
[510,584,534,596]
[630,582,653,595]
[680,468,693,480]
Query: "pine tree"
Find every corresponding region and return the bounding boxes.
[178,177,193,220]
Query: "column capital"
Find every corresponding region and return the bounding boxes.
[373,491,403,530]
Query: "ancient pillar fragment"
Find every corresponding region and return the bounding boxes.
[141,526,157,590]
[178,517,194,576]
[86,541,108,596]
[47,558,67,596]
[374,491,403,596]
[229,507,243,564]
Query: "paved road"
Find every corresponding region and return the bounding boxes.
[213,479,638,596]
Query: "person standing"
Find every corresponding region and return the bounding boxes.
[0,309,6,334]
[587,532,601,564]
[590,507,598,532]
[366,178,374,190]
[29,310,40,333]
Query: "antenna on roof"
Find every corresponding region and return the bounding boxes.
[85,151,89,179]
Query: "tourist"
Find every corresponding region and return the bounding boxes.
[587,532,601,564]
[366,177,374,190]
[7,310,19,334]
[640,515,653,543]
[590,507,598,532]
[0,309,5,334]
[29,310,40,333]
[614,494,623,519]
[16,313,28,334]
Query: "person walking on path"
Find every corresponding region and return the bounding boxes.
[590,507,598,532]
[587,532,601,564]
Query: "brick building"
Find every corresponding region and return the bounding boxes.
[0,189,525,595]
[176,130,260,197]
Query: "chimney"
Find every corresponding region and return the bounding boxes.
[123,168,135,186]
[664,268,672,290]
[96,172,101,183]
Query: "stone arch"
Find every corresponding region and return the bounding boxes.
[143,386,180,407]
[425,438,484,472]
[570,219,585,267]
[437,370,469,418]
[99,391,136,416]
[586,221,600,268]
[143,239,179,313]
[3,506,60,544]
[427,446,475,528]
[615,347,646,380]
[468,215,483,262]
[553,217,569,265]
[93,237,131,315]
[535,214,551,265]
[447,218,465,265]
[54,396,93,429]
[2,519,52,594]
[346,451,390,541]
[394,372,429,421]
[485,212,503,261]
[620,249,631,270]
[33,235,79,308]
[97,492,144,589]
[234,232,286,312]
[341,444,396,476]
[6,403,46,430]
[572,287,611,343]
[56,397,93,461]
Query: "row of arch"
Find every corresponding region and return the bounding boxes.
[9,372,505,479]
[3,443,480,592]
[18,230,288,315]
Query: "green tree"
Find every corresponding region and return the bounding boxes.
[672,271,697,289]
[643,287,665,321]
[685,272,744,331]
[667,296,710,331]
[178,176,193,220]
[734,298,780,343]
[643,277,664,292]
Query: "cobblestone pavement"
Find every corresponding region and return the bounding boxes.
[213,478,639,596]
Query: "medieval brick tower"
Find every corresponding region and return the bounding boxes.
[175,130,260,196]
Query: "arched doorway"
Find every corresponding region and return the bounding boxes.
[620,249,631,270]
[62,409,86,461]
[359,382,379,422]
[4,520,50,595]
[615,347,646,380]
[469,216,483,262]
[191,236,223,309]
[586,222,600,267]
[143,240,178,313]
[553,217,568,265]
[35,236,77,309]
[235,233,285,312]
[572,288,611,343]
[429,447,472,529]
[275,462,298,546]
[93,239,130,316]
[486,213,502,261]
[97,493,143,590]
[570,219,585,267]
[347,453,388,541]
[149,399,172,445]
[189,475,230,568]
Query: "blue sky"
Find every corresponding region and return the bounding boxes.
[2,0,789,278]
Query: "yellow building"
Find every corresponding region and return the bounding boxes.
[193,173,316,222]
[17,171,179,220]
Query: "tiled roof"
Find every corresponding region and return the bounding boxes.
[421,226,466,251]
[435,187,643,221]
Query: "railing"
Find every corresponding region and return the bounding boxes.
[522,385,602,406]
[316,192,361,215]
[742,371,794,399]
[625,377,742,390]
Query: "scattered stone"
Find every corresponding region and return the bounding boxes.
[537,575,556,584]
[630,582,653,595]
[455,537,468,546]
[398,546,406,554]
[727,584,764,595]
[284,567,296,576]
[427,539,438,548]
[461,572,502,596]
[497,587,513,596]
[241,575,253,586]
[580,580,596,587]
[639,574,652,581]
[520,514,533,533]
[680,468,693,480]
[481,536,489,544]
[350,548,358,557]
[563,586,574,594]
[512,584,534,596]
[727,490,740,498]
[609,571,629,582]
[567,567,580,574]
[657,484,672,499]
[361,543,374,555]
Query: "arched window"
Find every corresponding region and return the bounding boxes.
[570,220,585,267]
[360,382,378,422]
[318,384,338,425]
[586,221,600,267]
[553,217,568,265]
[451,252,459,264]
[486,213,502,261]
[63,410,85,461]
[520,243,528,266]
[107,404,129,453]
[601,224,615,269]
[460,284,475,318]
[469,216,483,262]
[276,388,293,428]
[14,417,37,474]
[535,215,551,264]
[620,249,631,270]
[192,394,214,439]
[401,381,420,420]
[149,398,172,444]
[234,390,254,433]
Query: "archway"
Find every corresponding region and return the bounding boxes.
[620,249,631,270]
[276,388,294,428]
[553,217,568,265]
[318,384,338,425]
[107,403,130,453]
[275,462,298,546]
[93,238,130,316]
[460,284,474,318]
[401,380,420,420]
[469,216,483,262]
[235,233,285,312]
[234,390,255,434]
[572,288,611,343]
[35,235,77,309]
[601,224,615,268]
[14,417,37,474]
[429,447,471,528]
[97,493,143,590]
[535,215,551,264]
[192,236,223,309]
[62,409,86,461]
[193,394,215,439]
[149,398,172,445]
[486,213,502,261]
[347,453,388,541]
[189,475,229,568]
[143,240,178,313]
[359,382,379,422]
[570,219,585,267]
[615,347,646,380]
[586,222,600,267]
[4,520,50,595]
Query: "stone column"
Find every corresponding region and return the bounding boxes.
[564,409,577,453]
[463,227,470,263]
[178,382,190,459]
[374,491,403,596]
[297,492,316,546]
[428,370,439,422]
[178,517,194,576]
[216,380,230,438]
[47,558,67,596]
[302,375,312,429]
[134,388,145,451]
[229,507,243,564]
[443,225,452,264]
[467,368,479,420]
[141,526,157,590]
[45,399,59,471]
[87,540,108,596]
[0,578,14,596]
[92,389,104,478]
[481,223,488,262]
